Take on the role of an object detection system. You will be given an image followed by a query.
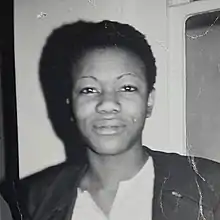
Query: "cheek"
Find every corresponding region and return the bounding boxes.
[73,98,96,121]
[122,97,147,119]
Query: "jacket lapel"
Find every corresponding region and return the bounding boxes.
[146,147,215,220]
[145,147,173,220]
[32,164,87,220]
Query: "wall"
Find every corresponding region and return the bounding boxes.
[15,0,169,177]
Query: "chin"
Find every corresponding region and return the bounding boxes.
[89,139,128,156]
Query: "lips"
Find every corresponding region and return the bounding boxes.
[93,120,126,135]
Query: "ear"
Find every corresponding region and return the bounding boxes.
[146,89,155,118]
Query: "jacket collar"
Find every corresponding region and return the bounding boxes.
[146,147,217,219]
[32,164,87,220]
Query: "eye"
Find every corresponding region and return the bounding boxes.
[120,85,138,92]
[80,87,100,94]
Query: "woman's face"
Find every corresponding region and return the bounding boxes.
[72,47,153,155]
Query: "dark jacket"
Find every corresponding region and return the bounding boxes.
[2,148,220,220]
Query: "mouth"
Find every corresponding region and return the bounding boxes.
[93,123,126,136]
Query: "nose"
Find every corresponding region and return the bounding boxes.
[96,91,121,114]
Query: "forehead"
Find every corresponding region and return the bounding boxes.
[73,47,146,82]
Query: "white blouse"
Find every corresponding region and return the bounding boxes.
[71,156,155,220]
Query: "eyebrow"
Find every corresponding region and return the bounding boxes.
[78,76,98,81]
[78,72,142,81]
[117,72,142,80]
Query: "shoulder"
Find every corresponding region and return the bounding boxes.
[1,162,82,219]
[173,153,220,192]
[150,149,220,212]
[22,162,83,213]
[169,151,219,179]
[20,162,68,191]
[149,148,220,176]
[18,163,67,216]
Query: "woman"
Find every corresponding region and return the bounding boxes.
[2,20,220,220]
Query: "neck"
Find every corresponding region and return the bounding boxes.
[85,143,149,190]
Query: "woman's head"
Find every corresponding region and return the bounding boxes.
[39,20,157,160]
[72,47,155,155]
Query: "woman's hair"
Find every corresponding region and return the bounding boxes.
[39,20,157,164]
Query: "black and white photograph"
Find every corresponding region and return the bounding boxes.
[1,0,220,220]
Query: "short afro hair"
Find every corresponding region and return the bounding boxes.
[39,20,157,164]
